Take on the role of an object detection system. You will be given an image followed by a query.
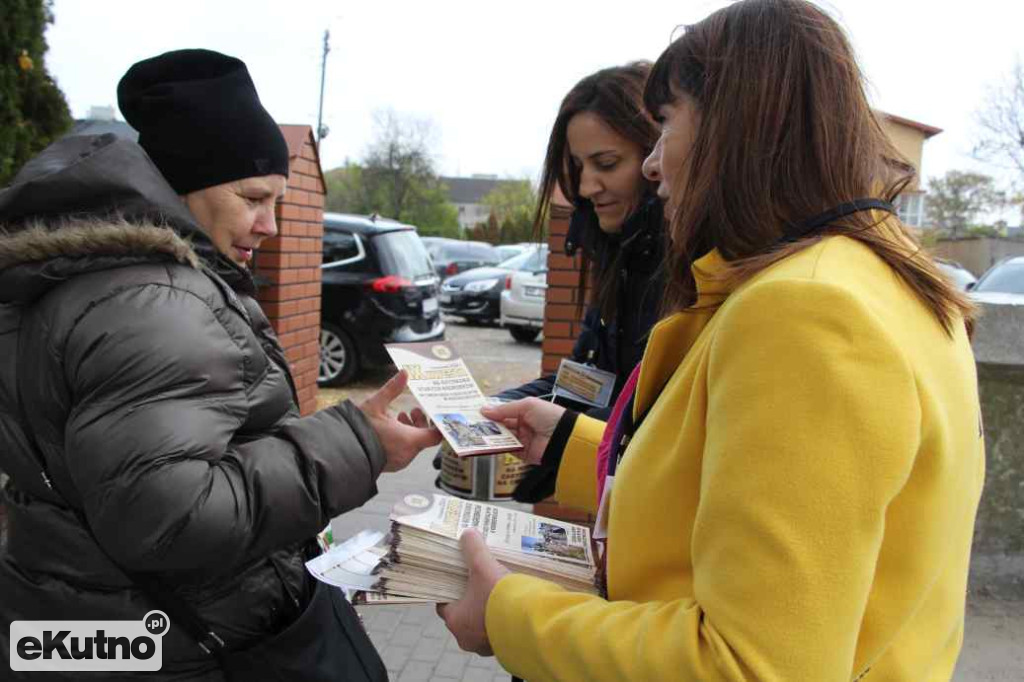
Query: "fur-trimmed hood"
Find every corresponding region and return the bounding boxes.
[0,134,250,304]
[0,219,200,271]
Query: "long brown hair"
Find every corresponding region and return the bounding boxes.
[534,62,660,319]
[643,0,974,335]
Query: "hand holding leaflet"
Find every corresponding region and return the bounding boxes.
[385,342,523,457]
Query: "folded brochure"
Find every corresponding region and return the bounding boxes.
[385,341,522,456]
[306,492,598,603]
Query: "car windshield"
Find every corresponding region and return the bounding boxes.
[374,230,435,279]
[975,261,1024,294]
[499,247,547,271]
[496,245,523,261]
[466,243,498,261]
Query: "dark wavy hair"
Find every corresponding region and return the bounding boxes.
[534,62,660,319]
[643,0,974,334]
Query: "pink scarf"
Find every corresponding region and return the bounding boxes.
[595,363,642,501]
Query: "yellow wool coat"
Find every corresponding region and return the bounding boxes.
[486,235,985,681]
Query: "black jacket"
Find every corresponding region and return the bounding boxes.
[0,135,384,680]
[498,199,665,416]
[498,200,664,503]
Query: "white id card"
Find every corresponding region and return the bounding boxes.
[552,359,616,408]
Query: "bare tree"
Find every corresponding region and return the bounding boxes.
[974,59,1024,181]
[362,109,438,219]
[324,109,459,236]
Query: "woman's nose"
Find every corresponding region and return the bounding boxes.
[253,207,278,238]
[578,167,602,199]
[642,141,662,182]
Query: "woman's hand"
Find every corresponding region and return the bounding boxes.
[436,529,509,656]
[359,371,442,472]
[481,398,566,466]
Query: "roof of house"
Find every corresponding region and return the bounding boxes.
[879,111,943,139]
[440,176,519,204]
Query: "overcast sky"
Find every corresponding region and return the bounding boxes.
[47,0,1021,197]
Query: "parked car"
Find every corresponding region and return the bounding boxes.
[440,246,548,324]
[934,258,977,291]
[318,213,444,386]
[501,265,548,343]
[969,256,1024,304]
[495,243,530,262]
[422,237,500,280]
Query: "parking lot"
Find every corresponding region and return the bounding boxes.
[318,316,543,411]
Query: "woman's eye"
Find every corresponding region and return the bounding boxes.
[596,161,618,171]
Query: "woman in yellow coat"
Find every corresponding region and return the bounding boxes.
[438,1,985,680]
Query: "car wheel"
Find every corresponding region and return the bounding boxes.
[509,326,540,343]
[318,323,359,387]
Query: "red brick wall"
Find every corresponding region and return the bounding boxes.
[541,203,586,375]
[256,127,324,417]
[538,203,598,526]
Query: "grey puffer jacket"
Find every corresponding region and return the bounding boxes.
[0,135,384,680]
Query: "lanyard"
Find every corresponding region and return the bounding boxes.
[782,198,896,242]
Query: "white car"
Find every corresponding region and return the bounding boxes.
[935,259,977,292]
[501,268,547,343]
[970,256,1024,305]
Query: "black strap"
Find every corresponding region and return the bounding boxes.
[606,390,650,479]
[11,322,227,656]
[782,198,896,241]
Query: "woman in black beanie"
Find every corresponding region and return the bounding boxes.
[0,49,431,681]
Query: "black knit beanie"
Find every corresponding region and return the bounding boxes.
[117,49,289,195]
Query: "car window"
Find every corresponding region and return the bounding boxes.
[975,261,1024,294]
[499,250,535,270]
[524,249,548,272]
[374,230,435,279]
[443,242,470,260]
[496,245,522,261]
[322,231,363,265]
[469,244,499,262]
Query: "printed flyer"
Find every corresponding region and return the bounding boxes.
[385,342,523,456]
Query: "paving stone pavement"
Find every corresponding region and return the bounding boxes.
[330,430,529,682]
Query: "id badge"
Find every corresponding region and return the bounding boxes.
[552,359,616,408]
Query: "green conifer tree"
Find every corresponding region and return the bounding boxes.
[1,0,72,185]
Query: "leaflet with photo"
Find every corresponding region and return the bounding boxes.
[306,493,598,604]
[385,342,522,456]
[391,492,594,568]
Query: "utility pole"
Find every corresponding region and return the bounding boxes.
[316,29,330,148]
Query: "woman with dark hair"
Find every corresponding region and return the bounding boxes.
[0,50,437,681]
[491,62,666,502]
[438,2,984,680]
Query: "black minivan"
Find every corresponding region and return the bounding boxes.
[319,213,444,386]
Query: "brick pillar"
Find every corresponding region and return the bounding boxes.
[541,202,585,375]
[255,125,325,417]
[535,201,599,527]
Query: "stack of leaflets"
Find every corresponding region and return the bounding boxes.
[307,493,597,603]
[385,342,523,457]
